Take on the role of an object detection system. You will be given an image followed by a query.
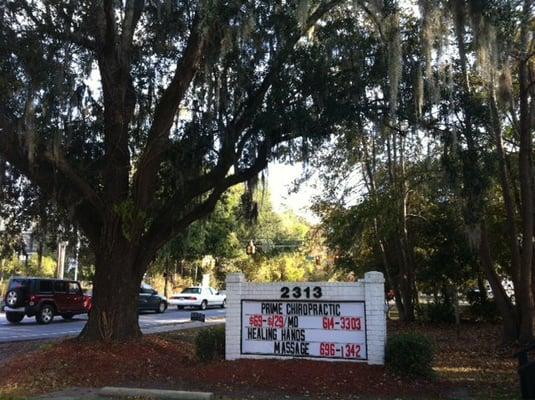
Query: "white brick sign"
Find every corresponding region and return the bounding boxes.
[225,271,386,365]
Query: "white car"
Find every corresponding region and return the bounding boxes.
[168,286,226,310]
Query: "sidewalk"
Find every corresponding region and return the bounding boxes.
[34,387,215,400]
[32,387,316,400]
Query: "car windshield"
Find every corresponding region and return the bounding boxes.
[181,288,201,294]
[8,279,30,290]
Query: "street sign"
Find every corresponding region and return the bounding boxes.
[191,312,206,322]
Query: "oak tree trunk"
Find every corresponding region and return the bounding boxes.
[80,253,144,341]
[479,222,518,342]
[79,227,147,341]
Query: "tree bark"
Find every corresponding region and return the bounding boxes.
[37,240,43,272]
[489,90,521,289]
[517,0,535,343]
[489,88,525,335]
[79,249,144,341]
[396,237,415,322]
[476,267,487,303]
[362,138,408,320]
[164,263,169,299]
[376,232,405,319]
[452,0,520,341]
[479,222,518,342]
[399,135,417,320]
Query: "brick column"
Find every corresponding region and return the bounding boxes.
[225,272,245,360]
[364,271,386,365]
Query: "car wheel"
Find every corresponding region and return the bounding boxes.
[221,299,226,309]
[200,300,207,310]
[157,302,167,313]
[5,289,22,308]
[61,314,74,320]
[5,311,24,323]
[36,304,55,325]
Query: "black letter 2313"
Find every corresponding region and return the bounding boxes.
[280,286,322,299]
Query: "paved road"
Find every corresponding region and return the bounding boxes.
[0,307,225,342]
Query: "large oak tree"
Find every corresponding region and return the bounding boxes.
[0,0,343,340]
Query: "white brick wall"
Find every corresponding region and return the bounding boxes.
[225,271,386,365]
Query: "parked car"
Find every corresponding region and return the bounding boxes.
[83,283,167,314]
[138,283,167,313]
[168,286,226,310]
[3,277,89,324]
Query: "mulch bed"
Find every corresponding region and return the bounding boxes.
[0,340,55,366]
[0,322,519,399]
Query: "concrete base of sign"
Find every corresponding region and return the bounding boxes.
[225,272,386,365]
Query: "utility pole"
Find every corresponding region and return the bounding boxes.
[0,259,5,296]
[57,241,68,279]
[74,233,80,281]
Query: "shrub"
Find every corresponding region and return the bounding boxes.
[195,326,225,361]
[386,333,434,377]
[424,301,456,324]
[466,291,500,322]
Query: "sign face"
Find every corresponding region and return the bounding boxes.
[241,298,367,361]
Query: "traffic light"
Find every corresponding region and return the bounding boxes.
[315,255,321,265]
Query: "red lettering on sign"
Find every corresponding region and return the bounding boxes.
[320,342,336,357]
[268,315,285,328]
[322,317,335,329]
[340,317,361,330]
[249,315,263,327]
[344,344,362,358]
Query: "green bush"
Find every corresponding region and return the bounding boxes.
[195,326,225,361]
[470,300,499,322]
[424,301,456,324]
[386,333,434,377]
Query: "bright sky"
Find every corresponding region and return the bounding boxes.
[267,162,320,224]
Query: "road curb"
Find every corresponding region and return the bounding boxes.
[100,386,214,399]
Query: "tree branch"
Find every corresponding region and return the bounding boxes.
[121,0,145,55]
[0,120,103,242]
[139,122,304,266]
[94,1,137,205]
[96,0,118,52]
[132,11,222,210]
[138,139,273,268]
[133,0,343,213]
[42,151,105,214]
[353,0,386,42]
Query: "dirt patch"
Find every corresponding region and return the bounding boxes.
[0,322,519,399]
